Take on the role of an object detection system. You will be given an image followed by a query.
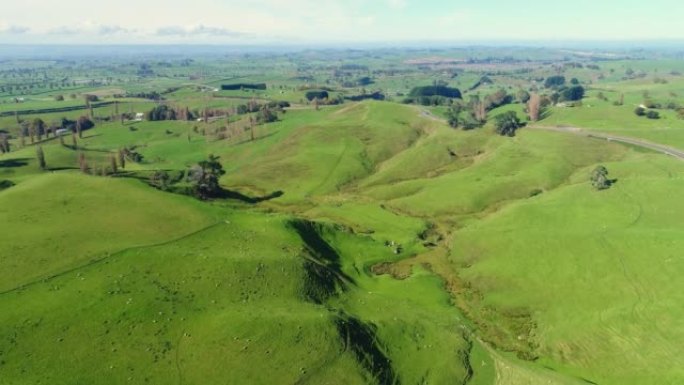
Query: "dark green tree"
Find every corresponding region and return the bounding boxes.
[560,86,585,102]
[188,154,225,199]
[516,89,530,103]
[150,170,171,191]
[494,111,524,137]
[0,134,10,153]
[591,166,612,190]
[36,145,46,170]
[256,105,278,124]
[32,118,46,141]
[544,76,566,88]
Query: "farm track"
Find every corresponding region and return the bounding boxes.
[418,108,684,161]
[530,125,684,161]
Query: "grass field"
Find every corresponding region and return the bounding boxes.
[3,47,684,384]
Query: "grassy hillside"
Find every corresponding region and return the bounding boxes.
[0,173,218,292]
[2,95,684,385]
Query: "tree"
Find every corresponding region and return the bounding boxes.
[528,93,542,122]
[570,78,580,85]
[494,111,524,137]
[544,75,566,89]
[256,105,278,124]
[560,86,585,102]
[0,134,10,154]
[484,89,512,111]
[446,104,464,128]
[36,145,46,170]
[32,118,45,141]
[187,154,225,199]
[591,166,612,190]
[469,95,487,123]
[150,170,171,191]
[78,152,88,173]
[110,154,118,174]
[516,89,530,104]
[118,148,126,169]
[249,116,256,141]
[146,105,177,121]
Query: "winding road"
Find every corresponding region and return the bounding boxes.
[417,108,684,161]
[530,125,684,161]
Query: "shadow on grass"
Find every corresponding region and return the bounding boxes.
[230,132,277,147]
[86,169,285,204]
[217,188,284,203]
[0,158,30,168]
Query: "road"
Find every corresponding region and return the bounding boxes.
[530,125,684,161]
[417,108,684,161]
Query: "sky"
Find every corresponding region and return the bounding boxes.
[1,0,683,45]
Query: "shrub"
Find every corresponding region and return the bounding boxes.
[0,180,15,190]
[221,83,267,91]
[646,110,660,119]
[544,76,566,88]
[305,90,329,101]
[494,111,524,137]
[560,86,585,101]
[591,166,612,190]
[409,86,462,99]
[146,105,177,121]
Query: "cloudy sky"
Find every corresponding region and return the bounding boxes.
[1,0,683,44]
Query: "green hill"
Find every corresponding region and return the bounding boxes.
[2,99,684,385]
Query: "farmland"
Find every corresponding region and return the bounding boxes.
[2,44,684,384]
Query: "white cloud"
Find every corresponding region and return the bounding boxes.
[98,25,131,35]
[0,23,30,34]
[155,25,248,38]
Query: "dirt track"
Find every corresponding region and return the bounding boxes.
[530,125,684,161]
[418,108,684,161]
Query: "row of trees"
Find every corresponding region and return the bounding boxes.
[446,89,522,130]
[634,107,660,119]
[0,116,96,154]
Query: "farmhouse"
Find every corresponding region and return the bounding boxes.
[55,128,69,136]
[135,112,144,121]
